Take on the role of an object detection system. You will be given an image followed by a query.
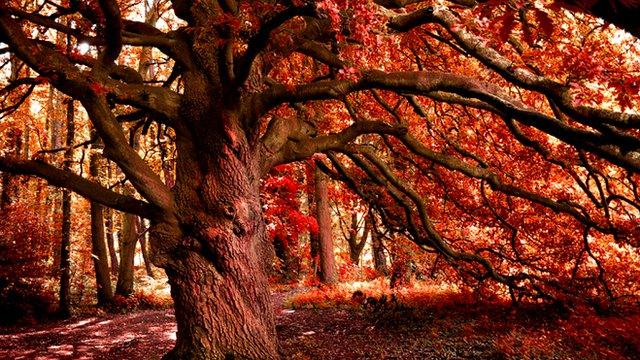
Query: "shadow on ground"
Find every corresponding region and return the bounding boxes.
[0,310,176,359]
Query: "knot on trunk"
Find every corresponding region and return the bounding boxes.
[182,236,203,251]
[232,220,246,236]
[148,222,183,269]
[223,203,236,219]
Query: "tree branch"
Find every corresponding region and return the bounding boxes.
[98,0,123,65]
[0,156,156,218]
[253,70,640,172]
[234,4,317,88]
[389,6,640,131]
[260,119,406,173]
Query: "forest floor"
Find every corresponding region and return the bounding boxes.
[1,288,639,360]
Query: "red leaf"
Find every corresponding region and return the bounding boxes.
[533,9,554,39]
[497,10,516,42]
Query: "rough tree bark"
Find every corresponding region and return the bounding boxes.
[155,112,278,359]
[314,167,337,284]
[89,150,114,306]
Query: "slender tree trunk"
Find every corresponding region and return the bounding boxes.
[0,172,12,209]
[314,167,337,284]
[273,234,300,281]
[371,223,388,276]
[306,188,320,275]
[0,128,21,209]
[116,210,137,296]
[58,99,74,317]
[116,119,142,296]
[89,150,113,306]
[59,185,72,315]
[390,247,413,289]
[1,58,23,209]
[158,125,175,188]
[347,214,369,265]
[47,86,62,270]
[105,206,119,276]
[140,230,154,278]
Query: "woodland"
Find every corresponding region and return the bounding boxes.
[1,0,640,359]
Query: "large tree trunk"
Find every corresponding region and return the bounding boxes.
[314,167,337,284]
[152,108,277,359]
[58,99,74,317]
[163,245,276,359]
[89,150,113,306]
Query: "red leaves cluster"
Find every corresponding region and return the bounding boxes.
[611,76,640,110]
[0,203,57,325]
[478,1,554,44]
[316,0,383,46]
[212,12,242,34]
[0,203,56,280]
[262,164,317,245]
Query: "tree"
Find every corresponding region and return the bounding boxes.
[104,206,119,276]
[89,147,114,306]
[1,0,640,358]
[314,166,338,284]
[370,216,388,276]
[345,213,369,265]
[262,164,316,281]
[58,98,75,317]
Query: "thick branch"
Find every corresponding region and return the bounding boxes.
[389,6,640,131]
[260,119,405,173]
[0,156,156,218]
[254,70,640,172]
[98,0,123,64]
[0,12,177,213]
[234,4,316,88]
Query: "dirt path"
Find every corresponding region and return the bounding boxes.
[1,292,638,359]
[2,306,460,360]
[0,310,176,359]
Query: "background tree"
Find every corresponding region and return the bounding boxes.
[88,146,114,305]
[314,165,338,284]
[58,98,74,316]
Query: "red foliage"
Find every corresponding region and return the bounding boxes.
[0,203,57,324]
[110,292,173,313]
[262,164,317,279]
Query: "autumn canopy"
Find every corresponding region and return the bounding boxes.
[1,0,640,359]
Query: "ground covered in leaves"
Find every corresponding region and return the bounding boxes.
[1,288,639,359]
